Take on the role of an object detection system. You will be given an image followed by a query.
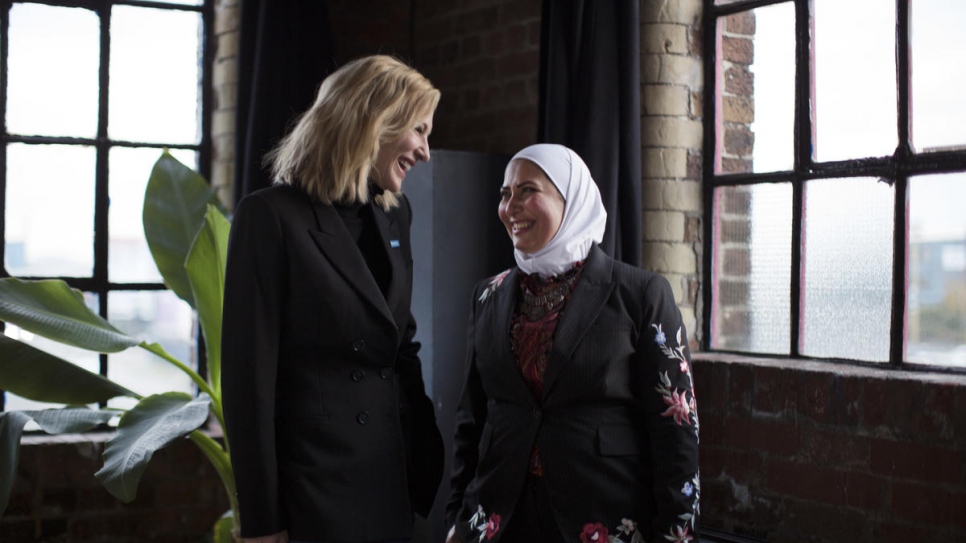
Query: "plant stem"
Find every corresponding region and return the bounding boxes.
[190,430,239,532]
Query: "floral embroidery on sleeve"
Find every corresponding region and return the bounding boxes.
[468,505,502,542]
[649,322,701,539]
[652,324,700,440]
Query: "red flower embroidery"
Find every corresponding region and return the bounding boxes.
[661,388,691,426]
[580,523,609,543]
[485,514,501,540]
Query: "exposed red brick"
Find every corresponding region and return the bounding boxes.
[890,480,965,528]
[870,438,960,484]
[723,415,800,457]
[765,458,847,505]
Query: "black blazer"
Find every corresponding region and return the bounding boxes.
[221,184,443,541]
[447,245,700,543]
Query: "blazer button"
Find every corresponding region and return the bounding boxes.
[353,339,365,351]
[380,367,394,379]
[532,408,542,420]
[356,411,370,425]
[351,369,366,382]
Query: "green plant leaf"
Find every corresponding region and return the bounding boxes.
[0,335,137,404]
[0,278,139,353]
[185,204,231,398]
[0,411,31,514]
[26,407,118,434]
[95,392,212,502]
[212,509,235,543]
[0,408,117,514]
[143,151,223,309]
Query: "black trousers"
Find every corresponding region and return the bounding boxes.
[500,474,568,543]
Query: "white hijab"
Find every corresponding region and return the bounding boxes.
[507,143,607,277]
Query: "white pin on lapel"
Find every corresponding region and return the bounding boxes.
[390,240,400,248]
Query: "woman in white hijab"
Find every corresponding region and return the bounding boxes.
[445,144,701,543]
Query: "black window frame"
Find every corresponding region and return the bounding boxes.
[0,0,215,409]
[701,0,966,373]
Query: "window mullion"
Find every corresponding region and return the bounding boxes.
[789,0,812,357]
[890,0,911,368]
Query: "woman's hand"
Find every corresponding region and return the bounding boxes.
[244,531,289,543]
[445,525,463,543]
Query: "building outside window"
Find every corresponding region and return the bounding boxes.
[705,0,966,370]
[1,0,212,411]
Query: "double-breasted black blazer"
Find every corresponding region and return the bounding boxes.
[447,245,700,543]
[221,184,443,542]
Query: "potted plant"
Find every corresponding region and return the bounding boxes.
[0,152,237,542]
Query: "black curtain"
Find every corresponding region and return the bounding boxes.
[538,0,642,267]
[234,0,337,206]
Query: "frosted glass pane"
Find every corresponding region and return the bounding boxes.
[109,148,196,283]
[715,5,795,174]
[712,184,791,353]
[5,144,95,277]
[7,4,99,138]
[107,290,196,410]
[109,6,202,144]
[802,178,893,361]
[813,0,897,162]
[911,1,966,153]
[907,173,966,368]
[3,295,101,412]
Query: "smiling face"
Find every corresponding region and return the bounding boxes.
[499,159,566,254]
[371,111,434,193]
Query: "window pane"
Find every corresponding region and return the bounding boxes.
[109,6,202,144]
[907,173,966,368]
[109,148,197,283]
[801,178,893,361]
[911,1,966,153]
[715,4,795,174]
[712,183,792,353]
[7,4,99,138]
[107,290,196,410]
[2,295,101,412]
[5,144,95,277]
[813,0,897,162]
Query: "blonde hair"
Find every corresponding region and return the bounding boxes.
[265,55,440,210]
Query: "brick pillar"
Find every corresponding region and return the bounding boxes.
[640,0,704,348]
[212,0,240,208]
[711,11,756,350]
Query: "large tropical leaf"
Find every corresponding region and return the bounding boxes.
[185,204,231,398]
[0,411,31,515]
[0,335,137,404]
[0,278,139,353]
[95,392,212,502]
[1,408,117,514]
[143,151,223,309]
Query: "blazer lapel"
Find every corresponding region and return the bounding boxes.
[370,203,409,330]
[306,201,396,327]
[483,268,536,402]
[541,246,615,398]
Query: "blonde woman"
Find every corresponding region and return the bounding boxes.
[222,55,443,543]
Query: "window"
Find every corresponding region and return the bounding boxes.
[1,0,213,410]
[703,0,966,370]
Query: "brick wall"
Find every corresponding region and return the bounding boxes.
[709,9,756,350]
[640,0,704,347]
[413,0,542,155]
[2,435,228,542]
[211,0,239,208]
[693,353,966,542]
